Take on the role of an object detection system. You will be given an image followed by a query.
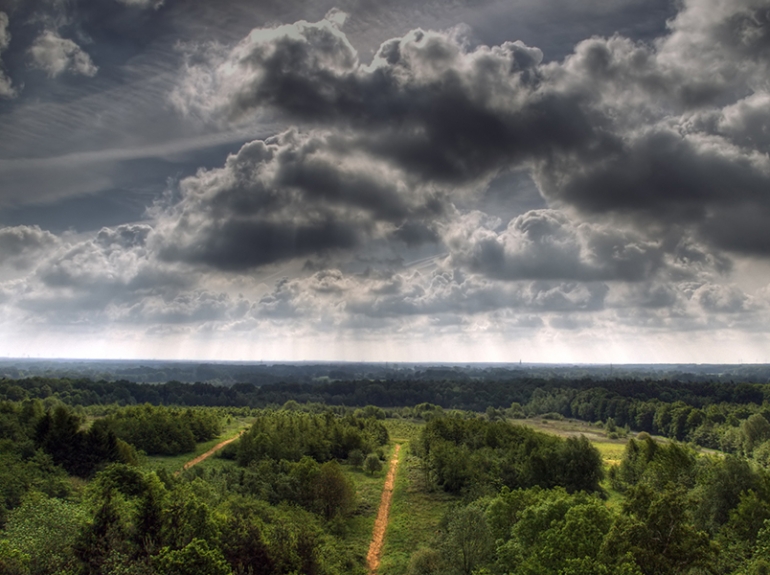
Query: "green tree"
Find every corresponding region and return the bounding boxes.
[743,414,770,455]
[348,448,365,467]
[443,506,493,575]
[154,538,232,575]
[313,460,355,520]
[558,435,604,493]
[0,492,87,575]
[74,491,134,575]
[218,496,274,575]
[495,488,616,575]
[364,453,383,475]
[602,484,714,575]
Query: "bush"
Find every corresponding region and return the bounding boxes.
[408,547,443,575]
[348,449,364,467]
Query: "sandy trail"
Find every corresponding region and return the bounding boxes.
[366,443,402,575]
[176,429,245,475]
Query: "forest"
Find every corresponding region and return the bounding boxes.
[2,375,770,574]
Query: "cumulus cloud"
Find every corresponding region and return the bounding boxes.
[0,222,263,332]
[9,224,179,322]
[443,209,667,282]
[173,0,770,261]
[29,30,98,77]
[0,225,61,272]
[4,0,770,358]
[171,15,595,185]
[151,129,445,271]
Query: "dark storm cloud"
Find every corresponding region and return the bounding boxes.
[691,283,754,314]
[152,130,447,271]
[534,127,770,220]
[174,0,770,261]
[173,17,609,184]
[715,93,770,148]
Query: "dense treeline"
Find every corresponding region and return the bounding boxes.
[0,400,136,527]
[418,416,603,495]
[218,411,390,520]
[0,399,224,515]
[235,411,389,466]
[35,405,136,477]
[6,375,770,455]
[411,431,770,575]
[4,359,770,386]
[94,405,223,456]
[1,375,767,410]
[1,463,365,575]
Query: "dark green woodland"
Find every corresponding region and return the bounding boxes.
[2,375,770,574]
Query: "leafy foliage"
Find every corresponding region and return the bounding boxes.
[363,453,383,475]
[419,416,603,494]
[236,410,388,466]
[97,405,222,456]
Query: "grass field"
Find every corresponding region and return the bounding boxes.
[341,444,395,564]
[512,417,630,467]
[379,441,456,575]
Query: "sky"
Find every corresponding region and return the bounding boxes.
[0,0,770,363]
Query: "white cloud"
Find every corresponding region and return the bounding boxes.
[28,30,98,78]
[0,12,16,98]
[115,0,165,9]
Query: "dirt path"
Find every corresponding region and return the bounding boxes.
[176,429,245,475]
[366,443,402,575]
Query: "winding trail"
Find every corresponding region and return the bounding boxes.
[367,443,402,575]
[175,429,246,475]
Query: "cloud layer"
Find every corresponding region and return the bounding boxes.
[172,1,770,260]
[2,0,770,361]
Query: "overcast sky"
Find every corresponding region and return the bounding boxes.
[0,0,769,363]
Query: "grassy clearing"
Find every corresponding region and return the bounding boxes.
[512,417,631,468]
[383,418,425,443]
[143,417,251,474]
[594,440,627,467]
[340,444,394,565]
[379,442,456,575]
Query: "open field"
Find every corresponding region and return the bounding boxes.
[341,444,395,565]
[383,419,424,443]
[379,441,456,575]
[512,417,629,466]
